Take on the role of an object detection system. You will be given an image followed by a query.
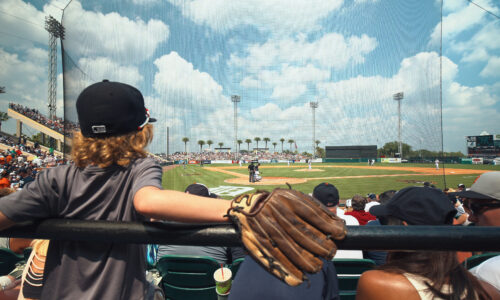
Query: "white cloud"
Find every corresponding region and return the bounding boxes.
[429,1,496,46]
[271,84,307,101]
[153,52,229,109]
[233,33,376,102]
[167,0,343,35]
[78,57,144,86]
[0,0,48,48]
[62,1,169,63]
[458,23,500,63]
[241,64,330,101]
[230,33,377,70]
[0,48,48,111]
[480,56,500,77]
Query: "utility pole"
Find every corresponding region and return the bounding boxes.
[231,95,241,160]
[393,92,404,159]
[45,16,64,120]
[310,101,318,158]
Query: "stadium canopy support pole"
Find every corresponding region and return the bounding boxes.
[0,219,499,251]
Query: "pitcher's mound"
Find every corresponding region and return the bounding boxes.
[295,168,324,172]
[225,177,307,185]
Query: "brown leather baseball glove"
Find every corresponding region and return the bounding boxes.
[227,187,346,286]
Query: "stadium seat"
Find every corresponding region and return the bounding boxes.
[0,247,24,276]
[156,255,220,300]
[463,252,500,270]
[230,257,245,278]
[333,258,376,300]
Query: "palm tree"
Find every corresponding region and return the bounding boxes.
[182,137,189,153]
[272,142,277,153]
[315,140,320,148]
[0,111,10,133]
[237,139,243,153]
[263,137,270,150]
[288,139,294,151]
[198,140,205,152]
[280,138,285,152]
[0,86,5,94]
[315,140,321,158]
[254,137,261,150]
[218,142,223,148]
[245,139,252,151]
[207,140,213,151]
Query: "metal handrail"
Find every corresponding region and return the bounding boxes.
[1,219,499,251]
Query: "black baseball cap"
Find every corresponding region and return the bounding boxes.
[313,182,339,207]
[76,80,156,138]
[369,186,456,225]
[185,183,217,198]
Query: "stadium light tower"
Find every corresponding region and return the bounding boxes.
[310,101,318,158]
[393,92,404,159]
[45,16,64,120]
[231,95,241,160]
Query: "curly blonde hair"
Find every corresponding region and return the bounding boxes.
[71,124,153,168]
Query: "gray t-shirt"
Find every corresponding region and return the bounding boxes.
[0,157,162,299]
[157,245,246,265]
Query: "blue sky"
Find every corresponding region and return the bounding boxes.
[0,0,499,155]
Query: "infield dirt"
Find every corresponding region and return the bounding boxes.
[204,165,489,186]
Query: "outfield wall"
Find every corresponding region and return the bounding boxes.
[325,146,377,159]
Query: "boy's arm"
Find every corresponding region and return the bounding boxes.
[0,211,16,231]
[134,186,230,223]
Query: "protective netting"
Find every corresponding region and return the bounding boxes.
[61,0,442,161]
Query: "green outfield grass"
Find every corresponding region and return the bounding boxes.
[162,163,499,200]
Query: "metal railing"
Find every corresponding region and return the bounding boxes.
[1,219,499,251]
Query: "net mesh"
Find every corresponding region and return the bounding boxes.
[59,0,444,188]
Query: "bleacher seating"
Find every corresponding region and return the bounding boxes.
[463,252,500,270]
[156,255,220,300]
[333,258,376,300]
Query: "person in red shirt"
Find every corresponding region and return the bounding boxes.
[0,170,10,189]
[344,194,376,225]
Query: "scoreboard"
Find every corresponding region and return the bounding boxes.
[466,134,500,157]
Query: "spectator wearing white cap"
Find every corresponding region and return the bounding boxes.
[451,172,500,291]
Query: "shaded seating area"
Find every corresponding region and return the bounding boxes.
[333,258,376,300]
[0,248,24,276]
[463,252,500,270]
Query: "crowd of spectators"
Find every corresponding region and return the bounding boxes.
[165,151,309,162]
[9,103,79,135]
[0,133,66,191]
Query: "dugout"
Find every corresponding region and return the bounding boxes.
[325,146,377,161]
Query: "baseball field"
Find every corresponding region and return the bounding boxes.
[162,163,500,200]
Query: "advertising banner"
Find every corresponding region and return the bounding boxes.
[188,160,198,164]
[472,158,483,165]
[201,160,212,165]
[381,158,401,163]
[211,160,232,164]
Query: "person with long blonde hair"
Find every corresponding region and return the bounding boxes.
[0,80,232,299]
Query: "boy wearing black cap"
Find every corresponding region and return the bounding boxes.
[0,81,232,299]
